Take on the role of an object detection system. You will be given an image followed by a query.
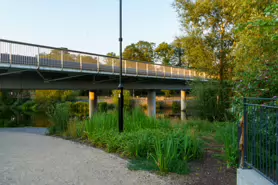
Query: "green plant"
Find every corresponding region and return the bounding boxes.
[215,123,238,168]
[47,102,71,135]
[98,102,108,112]
[151,136,179,173]
[112,90,132,109]
[172,101,180,113]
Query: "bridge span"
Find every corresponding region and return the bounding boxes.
[0,39,211,119]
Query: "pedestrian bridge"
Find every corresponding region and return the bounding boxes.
[0,39,211,90]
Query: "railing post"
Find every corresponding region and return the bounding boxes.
[0,41,1,62]
[164,66,166,78]
[112,59,115,74]
[184,69,186,79]
[97,56,100,72]
[9,43,12,66]
[189,70,191,79]
[37,47,40,69]
[155,65,157,77]
[178,68,180,78]
[146,64,149,76]
[61,50,64,70]
[80,55,82,71]
[171,67,173,78]
[125,60,127,74]
[243,97,248,168]
[136,62,138,76]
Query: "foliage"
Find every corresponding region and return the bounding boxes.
[112,90,132,109]
[98,102,108,112]
[123,41,155,62]
[233,3,278,99]
[172,101,180,113]
[64,109,204,174]
[0,90,31,108]
[154,42,175,65]
[191,81,232,121]
[35,90,78,110]
[215,123,238,168]
[70,102,89,119]
[47,102,71,135]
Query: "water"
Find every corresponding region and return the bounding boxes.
[0,107,180,129]
[0,108,51,128]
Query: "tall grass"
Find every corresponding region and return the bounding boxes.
[47,102,71,135]
[215,123,238,168]
[80,108,203,173]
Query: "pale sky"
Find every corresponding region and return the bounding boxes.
[0,0,182,55]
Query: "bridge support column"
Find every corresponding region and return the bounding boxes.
[89,91,98,118]
[181,90,187,120]
[147,90,156,118]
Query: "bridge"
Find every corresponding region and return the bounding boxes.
[0,39,211,118]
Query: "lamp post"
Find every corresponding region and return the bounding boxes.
[118,0,124,132]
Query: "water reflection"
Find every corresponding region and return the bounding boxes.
[0,108,51,128]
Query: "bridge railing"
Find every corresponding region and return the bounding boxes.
[0,39,211,80]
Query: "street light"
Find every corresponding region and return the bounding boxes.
[118,0,124,132]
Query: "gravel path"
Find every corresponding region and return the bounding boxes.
[0,129,167,185]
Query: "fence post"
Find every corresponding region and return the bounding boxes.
[112,59,114,74]
[37,47,40,69]
[171,67,173,78]
[125,60,127,74]
[243,97,248,168]
[9,43,12,66]
[164,66,166,78]
[146,64,148,76]
[61,50,64,70]
[80,55,82,71]
[0,41,1,62]
[136,62,138,76]
[97,56,100,72]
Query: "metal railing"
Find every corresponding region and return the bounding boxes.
[243,97,278,184]
[0,39,210,80]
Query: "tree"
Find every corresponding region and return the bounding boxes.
[105,52,117,65]
[174,0,237,83]
[123,41,155,62]
[154,42,175,65]
[233,3,278,98]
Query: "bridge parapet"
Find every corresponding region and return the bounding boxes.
[0,39,212,81]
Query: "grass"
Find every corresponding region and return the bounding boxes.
[48,106,239,174]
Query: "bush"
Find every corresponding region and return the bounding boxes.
[112,90,132,109]
[191,81,232,122]
[172,101,180,113]
[81,108,203,173]
[70,102,89,119]
[156,101,165,110]
[98,102,108,112]
[47,103,71,135]
[215,123,238,168]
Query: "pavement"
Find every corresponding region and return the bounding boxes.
[0,128,167,185]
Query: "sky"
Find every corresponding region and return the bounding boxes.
[0,0,182,55]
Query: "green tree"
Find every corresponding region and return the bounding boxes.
[154,42,175,65]
[123,41,155,62]
[233,3,278,98]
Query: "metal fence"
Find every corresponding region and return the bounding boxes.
[0,39,212,80]
[243,97,278,184]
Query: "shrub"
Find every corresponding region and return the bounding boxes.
[112,90,132,109]
[47,102,71,135]
[172,101,180,113]
[191,81,232,122]
[70,102,89,119]
[156,101,165,110]
[98,102,108,112]
[215,123,239,168]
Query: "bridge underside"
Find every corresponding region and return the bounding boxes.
[0,68,190,90]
